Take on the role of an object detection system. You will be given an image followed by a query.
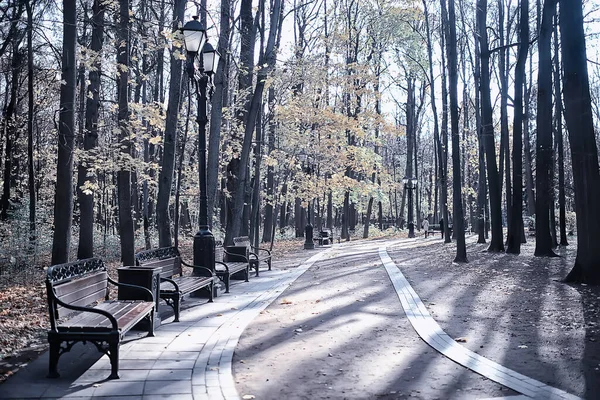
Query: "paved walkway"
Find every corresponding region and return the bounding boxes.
[0,239,584,399]
[0,249,332,400]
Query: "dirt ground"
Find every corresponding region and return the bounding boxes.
[387,237,600,399]
[233,236,599,400]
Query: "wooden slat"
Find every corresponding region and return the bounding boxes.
[140,257,181,278]
[54,271,108,298]
[59,301,153,332]
[215,262,246,273]
[171,276,212,294]
[62,301,127,329]
[112,302,154,331]
[58,280,108,306]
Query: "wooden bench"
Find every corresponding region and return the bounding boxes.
[233,236,272,276]
[215,246,249,293]
[427,224,453,235]
[316,229,333,246]
[46,258,155,380]
[135,247,215,322]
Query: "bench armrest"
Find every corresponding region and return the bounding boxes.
[215,260,230,272]
[223,249,249,263]
[159,276,180,292]
[50,289,119,331]
[251,246,271,256]
[107,276,155,302]
[180,260,216,278]
[248,251,259,261]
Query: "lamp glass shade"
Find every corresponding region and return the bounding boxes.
[412,178,418,185]
[202,43,220,74]
[402,177,408,184]
[182,17,206,54]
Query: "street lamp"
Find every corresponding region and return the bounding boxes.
[182,16,220,276]
[402,176,418,238]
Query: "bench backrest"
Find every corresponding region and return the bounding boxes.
[46,258,108,324]
[138,258,182,279]
[135,247,182,278]
[233,236,251,248]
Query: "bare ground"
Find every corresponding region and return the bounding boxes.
[233,239,525,399]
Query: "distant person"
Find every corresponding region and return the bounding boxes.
[440,218,444,239]
[422,219,430,238]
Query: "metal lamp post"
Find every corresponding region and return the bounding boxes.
[182,17,221,276]
[403,176,418,238]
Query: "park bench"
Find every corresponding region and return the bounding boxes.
[316,229,333,246]
[233,236,272,276]
[215,245,249,293]
[135,247,215,322]
[427,224,453,235]
[46,258,155,380]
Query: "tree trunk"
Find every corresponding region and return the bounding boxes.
[506,0,531,254]
[534,0,558,257]
[560,0,600,284]
[51,0,77,264]
[116,0,135,265]
[442,0,467,261]
[498,0,512,235]
[422,0,449,239]
[207,0,232,228]
[156,0,185,248]
[26,0,36,243]
[554,14,568,246]
[477,0,504,252]
[225,0,283,245]
[77,0,105,259]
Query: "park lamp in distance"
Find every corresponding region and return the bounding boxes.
[181,16,206,56]
[202,42,220,75]
[402,176,418,186]
[181,16,220,76]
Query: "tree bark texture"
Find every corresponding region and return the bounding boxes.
[77,0,105,259]
[507,0,531,254]
[116,0,135,265]
[534,0,558,257]
[51,0,77,264]
[477,0,504,252]
[156,0,185,248]
[442,0,467,261]
[560,0,600,284]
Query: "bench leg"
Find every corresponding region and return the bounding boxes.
[108,341,120,379]
[225,275,230,293]
[148,308,155,337]
[173,292,181,322]
[268,259,272,271]
[208,282,214,303]
[47,339,61,378]
[246,265,251,281]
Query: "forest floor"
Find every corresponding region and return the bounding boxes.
[234,235,600,399]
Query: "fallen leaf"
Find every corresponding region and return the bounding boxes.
[518,345,528,349]
[242,395,256,399]
[280,299,293,305]
[294,328,303,333]
[92,384,102,388]
[455,337,467,343]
